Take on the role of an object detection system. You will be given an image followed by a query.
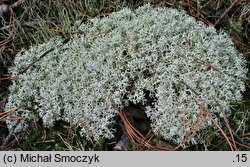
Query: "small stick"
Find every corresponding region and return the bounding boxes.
[214,0,240,26]
[179,80,199,95]
[191,55,219,72]
[208,114,234,151]
[242,132,250,137]
[0,120,20,150]
[0,0,24,19]
[232,131,249,146]
[0,77,16,81]
[18,38,70,75]
[212,96,237,150]
[18,48,55,75]
[0,20,61,31]
[10,0,24,9]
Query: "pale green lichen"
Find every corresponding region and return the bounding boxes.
[5,4,247,145]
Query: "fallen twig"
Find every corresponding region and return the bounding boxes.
[0,0,24,19]
[212,96,237,150]
[191,55,219,72]
[175,102,210,150]
[0,19,61,31]
[18,37,70,75]
[214,0,240,26]
[0,119,20,150]
[242,132,250,137]
[179,80,199,95]
[10,0,24,9]
[232,131,249,146]
[118,110,155,150]
[0,77,16,81]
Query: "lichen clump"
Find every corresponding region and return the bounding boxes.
[5,5,247,145]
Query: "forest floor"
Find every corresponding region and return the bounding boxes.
[0,0,250,151]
